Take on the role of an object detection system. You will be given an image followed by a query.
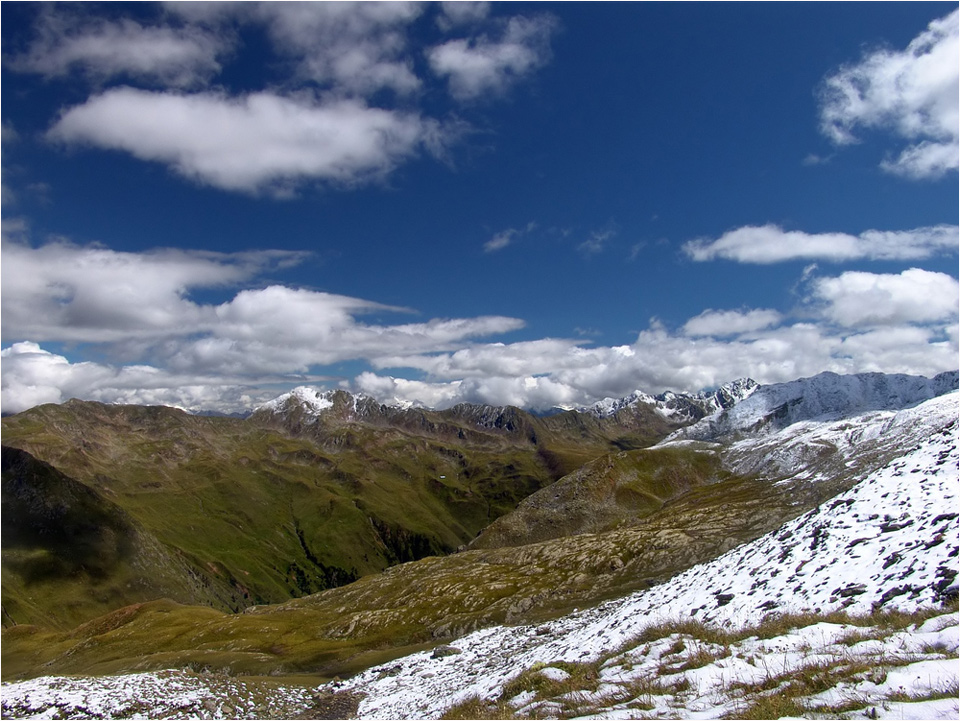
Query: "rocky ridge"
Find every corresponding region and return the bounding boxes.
[580,377,759,422]
[667,370,959,443]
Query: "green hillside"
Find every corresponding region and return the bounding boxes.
[1,395,685,630]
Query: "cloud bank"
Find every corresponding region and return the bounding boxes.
[3,238,955,415]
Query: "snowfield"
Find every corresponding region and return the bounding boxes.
[3,390,957,720]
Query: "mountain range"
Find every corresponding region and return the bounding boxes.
[1,370,957,719]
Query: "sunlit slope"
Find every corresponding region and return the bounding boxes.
[0,394,683,629]
[470,446,726,549]
[1,461,828,681]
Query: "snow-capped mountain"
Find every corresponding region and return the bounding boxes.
[580,378,759,421]
[667,370,958,443]
[257,380,763,425]
[256,386,340,416]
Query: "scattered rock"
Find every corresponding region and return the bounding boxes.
[835,583,867,597]
[539,666,571,682]
[293,691,365,719]
[431,645,462,659]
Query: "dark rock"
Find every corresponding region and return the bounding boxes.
[293,691,365,719]
[835,583,867,597]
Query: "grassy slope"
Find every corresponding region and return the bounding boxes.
[1,446,226,631]
[1,461,848,682]
[469,446,725,549]
[1,398,673,631]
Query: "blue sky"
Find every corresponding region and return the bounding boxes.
[2,1,958,414]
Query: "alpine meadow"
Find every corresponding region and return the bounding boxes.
[1,3,958,720]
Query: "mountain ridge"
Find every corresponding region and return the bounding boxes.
[666,370,959,443]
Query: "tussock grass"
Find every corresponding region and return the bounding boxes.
[439,604,960,720]
[441,694,539,719]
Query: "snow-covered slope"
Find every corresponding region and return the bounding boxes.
[256,386,344,416]
[667,370,958,443]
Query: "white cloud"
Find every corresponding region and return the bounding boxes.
[48,88,441,194]
[683,224,958,264]
[353,371,464,408]
[437,2,491,32]
[484,228,519,253]
[811,268,959,328]
[428,14,557,100]
[682,309,783,337]
[1,240,306,342]
[819,9,959,179]
[881,140,960,180]
[3,240,957,415]
[9,10,228,87]
[249,2,424,96]
[578,230,615,257]
[483,222,537,252]
[350,311,957,412]
[371,338,588,380]
[1,239,526,382]
[340,268,959,411]
[0,342,291,415]
[165,285,526,374]
[11,4,557,195]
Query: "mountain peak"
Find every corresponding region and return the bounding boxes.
[579,378,758,421]
[255,386,371,418]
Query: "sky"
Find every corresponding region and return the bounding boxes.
[1,1,958,415]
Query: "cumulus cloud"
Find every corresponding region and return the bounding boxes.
[683,224,958,264]
[1,240,307,342]
[436,2,491,32]
[165,286,525,375]
[0,342,295,415]
[819,9,959,179]
[8,9,228,87]
[249,2,424,96]
[428,14,556,100]
[48,88,442,194]
[811,268,959,328]
[682,309,783,337]
[5,265,957,414]
[337,268,959,411]
[10,3,556,194]
[353,371,464,408]
[1,240,526,402]
[351,311,957,412]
